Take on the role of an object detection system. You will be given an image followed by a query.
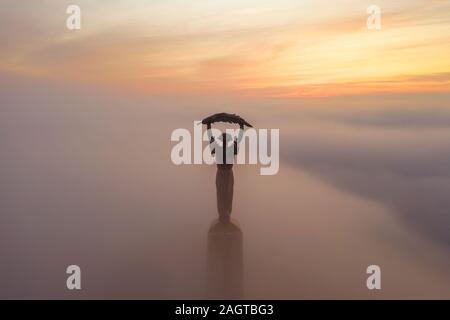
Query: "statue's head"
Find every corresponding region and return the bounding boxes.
[219,132,234,146]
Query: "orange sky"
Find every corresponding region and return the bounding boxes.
[1,0,449,97]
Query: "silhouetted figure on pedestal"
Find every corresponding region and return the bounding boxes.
[206,122,243,222]
[203,115,249,300]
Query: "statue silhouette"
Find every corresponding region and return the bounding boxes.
[204,119,247,299]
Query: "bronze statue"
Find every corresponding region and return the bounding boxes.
[203,113,251,299]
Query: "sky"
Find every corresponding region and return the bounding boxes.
[1,0,449,97]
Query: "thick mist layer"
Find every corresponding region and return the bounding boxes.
[1,74,449,299]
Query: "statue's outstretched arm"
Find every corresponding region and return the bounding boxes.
[237,124,244,144]
[206,123,216,154]
[234,124,245,155]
